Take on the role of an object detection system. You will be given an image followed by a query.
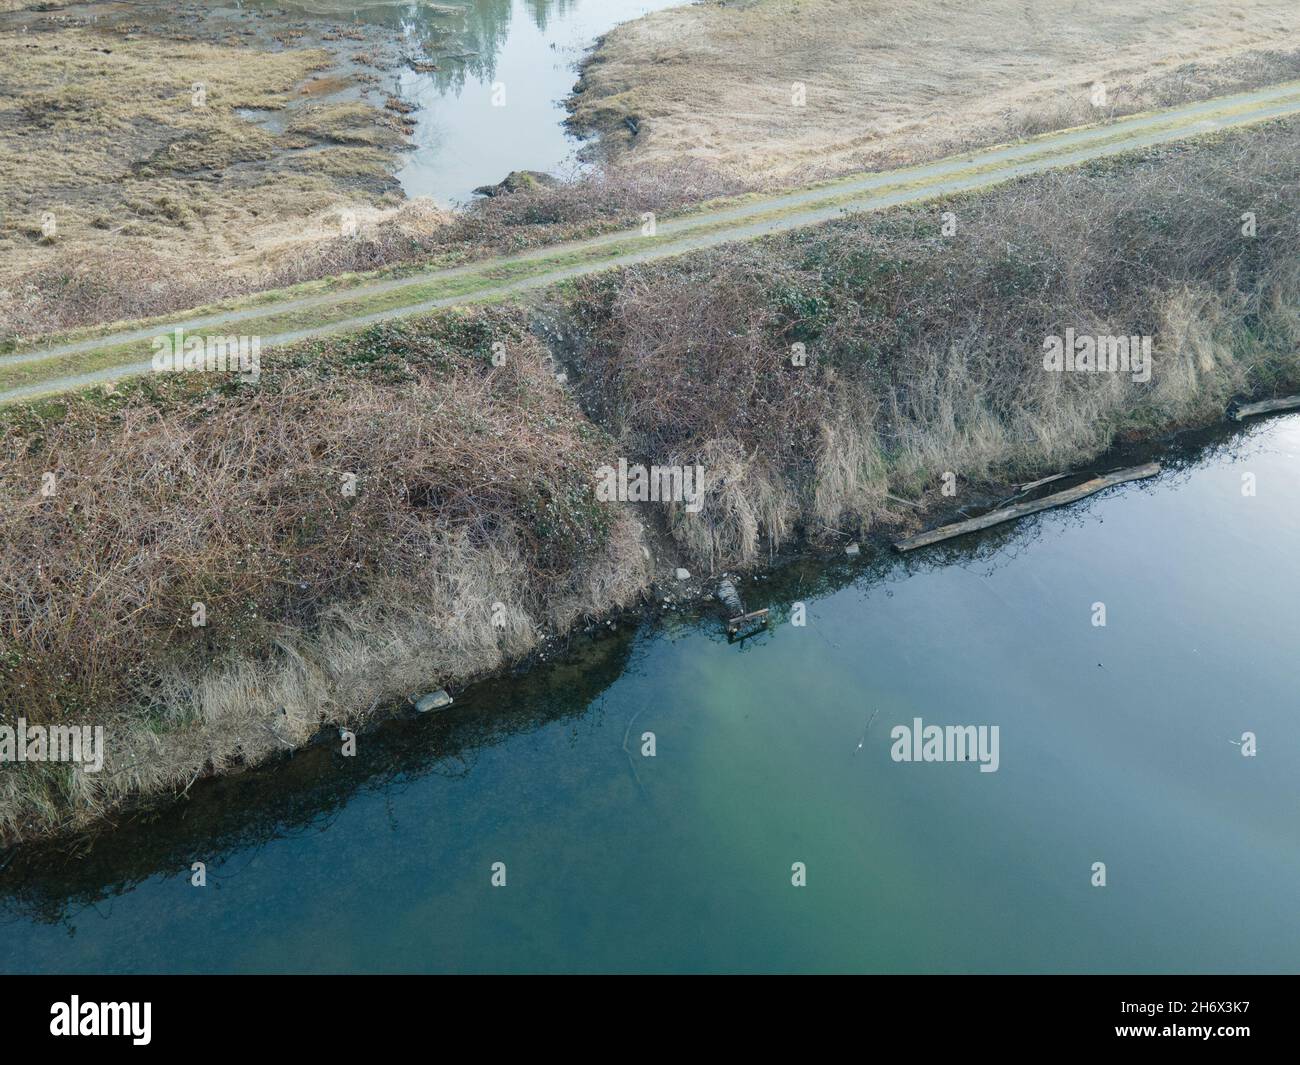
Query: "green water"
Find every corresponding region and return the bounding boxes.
[3,417,1298,973]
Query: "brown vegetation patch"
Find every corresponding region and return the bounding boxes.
[0,18,409,338]
[0,311,649,841]
[560,118,1300,566]
[571,0,1300,182]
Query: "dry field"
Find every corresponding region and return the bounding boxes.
[572,0,1300,181]
[0,7,434,337]
[0,3,744,339]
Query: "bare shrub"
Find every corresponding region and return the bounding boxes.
[0,319,650,840]
[561,118,1300,568]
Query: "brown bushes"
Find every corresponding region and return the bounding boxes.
[560,119,1300,567]
[0,317,649,840]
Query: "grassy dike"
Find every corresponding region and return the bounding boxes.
[2,118,1299,846]
[10,80,1300,402]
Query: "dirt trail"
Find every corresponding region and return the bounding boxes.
[6,80,1300,404]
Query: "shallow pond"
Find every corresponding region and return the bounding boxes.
[1,0,679,205]
[3,415,1298,973]
[256,0,680,204]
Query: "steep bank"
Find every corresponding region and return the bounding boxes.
[554,119,1300,567]
[570,0,1300,181]
[2,117,1299,845]
[0,317,652,843]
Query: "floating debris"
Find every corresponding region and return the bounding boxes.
[411,689,453,713]
[1229,395,1300,421]
[717,578,769,638]
[893,463,1161,551]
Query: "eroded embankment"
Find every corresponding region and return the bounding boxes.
[2,118,1299,845]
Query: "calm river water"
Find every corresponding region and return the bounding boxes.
[2,415,1298,972]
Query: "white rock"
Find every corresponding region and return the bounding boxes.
[675,568,691,580]
[845,542,860,556]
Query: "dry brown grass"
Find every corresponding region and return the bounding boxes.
[560,118,1300,566]
[572,0,1300,182]
[1,156,747,339]
[4,114,1299,846]
[0,2,752,340]
[1,199,454,339]
[0,314,650,842]
[0,21,410,337]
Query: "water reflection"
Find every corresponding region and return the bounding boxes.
[0,628,636,925]
[238,0,673,202]
[0,0,671,202]
[1,418,1276,929]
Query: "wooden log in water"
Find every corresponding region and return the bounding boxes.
[726,608,770,635]
[1230,395,1300,422]
[716,578,768,634]
[1014,472,1071,493]
[892,462,1161,552]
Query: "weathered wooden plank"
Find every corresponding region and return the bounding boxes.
[893,463,1161,552]
[1230,395,1300,422]
[727,608,770,634]
[1014,472,1071,493]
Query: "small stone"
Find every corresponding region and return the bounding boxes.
[412,689,453,713]
[844,542,860,556]
[675,568,691,580]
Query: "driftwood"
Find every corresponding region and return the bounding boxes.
[726,608,770,634]
[1014,472,1071,493]
[893,463,1161,552]
[1230,395,1300,422]
[716,579,769,635]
